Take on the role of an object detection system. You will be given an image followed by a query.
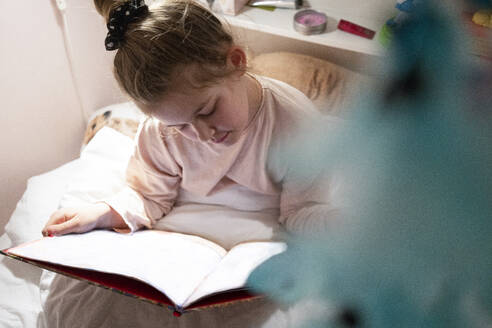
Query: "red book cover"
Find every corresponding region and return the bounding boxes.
[0,230,286,315]
[0,249,259,316]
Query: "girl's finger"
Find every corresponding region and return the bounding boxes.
[45,217,81,236]
[46,210,76,226]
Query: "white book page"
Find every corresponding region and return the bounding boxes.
[8,230,226,307]
[183,241,287,307]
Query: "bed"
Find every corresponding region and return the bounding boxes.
[0,106,342,327]
[0,120,324,328]
[0,1,366,327]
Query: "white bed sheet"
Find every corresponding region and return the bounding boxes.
[1,156,83,328]
[0,122,325,328]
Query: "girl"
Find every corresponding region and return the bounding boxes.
[42,0,339,238]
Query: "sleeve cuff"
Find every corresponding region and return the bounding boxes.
[99,187,154,234]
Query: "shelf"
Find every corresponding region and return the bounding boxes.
[220,0,396,56]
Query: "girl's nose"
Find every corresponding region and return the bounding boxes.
[190,118,214,142]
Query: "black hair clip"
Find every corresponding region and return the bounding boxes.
[105,0,148,51]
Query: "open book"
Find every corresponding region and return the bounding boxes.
[1,230,286,315]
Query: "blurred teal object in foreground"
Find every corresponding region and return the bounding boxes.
[248,2,492,327]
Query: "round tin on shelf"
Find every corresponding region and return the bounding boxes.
[293,9,327,35]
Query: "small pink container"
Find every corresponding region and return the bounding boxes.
[293,9,327,35]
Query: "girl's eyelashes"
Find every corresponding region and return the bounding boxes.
[198,106,216,117]
[167,107,215,129]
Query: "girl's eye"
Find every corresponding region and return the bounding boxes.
[198,107,215,118]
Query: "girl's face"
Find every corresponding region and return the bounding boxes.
[150,52,260,146]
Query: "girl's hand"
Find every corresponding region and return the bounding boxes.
[42,203,125,237]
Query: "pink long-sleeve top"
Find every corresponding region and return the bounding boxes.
[106,75,342,235]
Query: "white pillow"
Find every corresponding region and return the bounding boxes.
[4,159,83,246]
[59,127,134,208]
[4,126,134,247]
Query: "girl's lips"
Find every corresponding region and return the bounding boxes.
[212,132,229,143]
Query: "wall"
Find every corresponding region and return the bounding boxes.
[0,0,85,234]
[58,0,128,118]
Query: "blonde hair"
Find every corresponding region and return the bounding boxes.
[94,0,238,113]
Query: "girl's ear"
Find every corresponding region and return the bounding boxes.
[227,46,247,74]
